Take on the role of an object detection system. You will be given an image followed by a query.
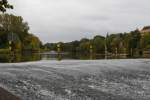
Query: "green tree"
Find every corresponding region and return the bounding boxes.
[107,34,123,53]
[63,41,80,53]
[44,43,57,51]
[77,38,90,54]
[23,34,41,51]
[0,14,29,41]
[129,29,141,56]
[93,35,105,54]
[142,33,150,50]
[0,0,13,12]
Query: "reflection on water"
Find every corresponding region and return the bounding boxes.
[0,52,130,63]
[0,53,41,63]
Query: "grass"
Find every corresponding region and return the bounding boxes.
[0,49,10,54]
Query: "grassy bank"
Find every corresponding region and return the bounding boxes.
[0,49,10,54]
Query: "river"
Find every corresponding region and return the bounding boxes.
[0,59,150,100]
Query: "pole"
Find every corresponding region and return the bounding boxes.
[105,35,107,59]
[57,43,62,61]
[9,41,12,51]
[131,48,133,57]
[90,44,93,60]
[115,47,118,57]
[57,43,61,54]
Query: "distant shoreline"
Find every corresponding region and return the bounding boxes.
[0,87,20,100]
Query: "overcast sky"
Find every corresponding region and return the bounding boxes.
[8,0,150,43]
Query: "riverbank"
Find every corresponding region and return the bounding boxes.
[0,87,20,100]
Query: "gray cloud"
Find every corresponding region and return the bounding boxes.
[8,0,150,43]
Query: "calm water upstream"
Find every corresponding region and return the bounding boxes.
[0,52,148,63]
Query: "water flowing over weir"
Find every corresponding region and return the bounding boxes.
[0,59,150,100]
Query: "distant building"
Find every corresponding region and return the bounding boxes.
[140,26,150,33]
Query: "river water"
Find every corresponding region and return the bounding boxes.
[0,52,150,99]
[0,52,143,63]
[0,59,150,100]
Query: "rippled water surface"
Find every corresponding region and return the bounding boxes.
[0,59,150,100]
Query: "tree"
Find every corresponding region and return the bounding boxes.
[44,43,57,51]
[130,30,141,49]
[93,35,105,54]
[23,34,41,51]
[142,33,150,50]
[0,0,13,12]
[107,34,123,53]
[79,41,90,54]
[0,14,42,52]
[0,14,30,41]
[63,41,80,53]
[129,29,141,56]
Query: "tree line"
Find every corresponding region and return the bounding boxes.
[0,14,42,53]
[44,29,150,57]
[1,13,149,57]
